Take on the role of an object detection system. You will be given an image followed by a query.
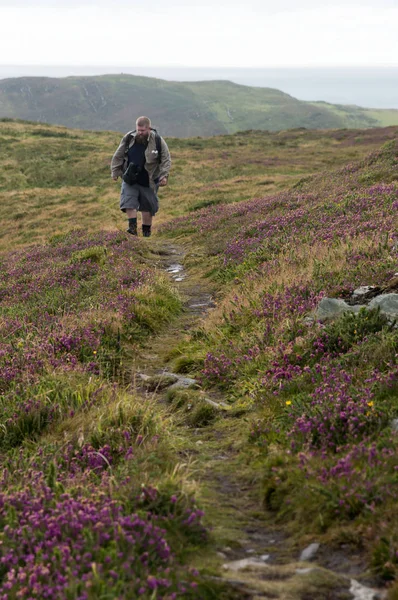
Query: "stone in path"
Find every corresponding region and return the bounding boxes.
[169,376,198,390]
[299,542,320,561]
[349,579,386,600]
[222,557,270,572]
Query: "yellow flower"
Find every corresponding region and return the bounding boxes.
[93,350,97,355]
[367,401,374,407]
[285,400,292,406]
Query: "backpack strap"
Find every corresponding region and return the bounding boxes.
[151,128,162,162]
[124,131,135,155]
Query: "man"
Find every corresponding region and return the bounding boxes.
[111,116,171,237]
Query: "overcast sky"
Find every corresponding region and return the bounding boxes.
[1,0,397,67]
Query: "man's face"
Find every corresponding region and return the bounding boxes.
[135,124,150,144]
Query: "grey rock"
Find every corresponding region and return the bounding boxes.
[217,551,227,559]
[204,398,221,408]
[138,373,151,381]
[166,263,183,274]
[204,397,229,410]
[300,542,320,561]
[260,554,270,562]
[390,418,398,432]
[349,579,382,600]
[369,293,398,316]
[315,298,359,321]
[169,376,198,390]
[296,567,315,575]
[223,557,270,572]
[353,286,375,296]
[246,549,256,554]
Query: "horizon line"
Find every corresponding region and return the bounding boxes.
[1,63,398,69]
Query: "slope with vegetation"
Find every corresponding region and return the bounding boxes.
[161,136,398,595]
[1,74,398,136]
[0,119,397,598]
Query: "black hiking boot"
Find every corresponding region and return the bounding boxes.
[142,225,151,238]
[127,224,137,236]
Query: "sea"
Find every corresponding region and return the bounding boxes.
[0,66,397,109]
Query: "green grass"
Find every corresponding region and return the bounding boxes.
[3,119,397,252]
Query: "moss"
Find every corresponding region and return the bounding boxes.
[188,402,218,428]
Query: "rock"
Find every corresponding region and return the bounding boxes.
[143,373,178,391]
[352,286,375,297]
[260,554,270,562]
[217,551,227,559]
[369,293,398,316]
[138,373,151,381]
[390,418,398,432]
[204,398,220,408]
[303,316,315,326]
[296,567,315,575]
[315,298,360,321]
[246,549,256,554]
[300,542,320,561]
[169,376,198,390]
[223,557,270,572]
[166,263,183,274]
[349,579,381,600]
[203,397,229,410]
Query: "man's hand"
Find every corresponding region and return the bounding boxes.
[113,176,118,181]
[159,177,168,187]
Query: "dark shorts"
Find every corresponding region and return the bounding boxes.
[120,182,159,216]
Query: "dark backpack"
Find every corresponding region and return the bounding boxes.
[124,128,162,161]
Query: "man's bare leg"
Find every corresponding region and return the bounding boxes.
[141,212,152,226]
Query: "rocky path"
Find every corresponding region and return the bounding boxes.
[131,241,388,600]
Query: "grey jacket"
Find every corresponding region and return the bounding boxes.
[111,130,171,191]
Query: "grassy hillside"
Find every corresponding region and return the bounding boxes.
[1,74,398,137]
[0,119,398,598]
[1,118,397,253]
[162,137,398,590]
[310,101,398,128]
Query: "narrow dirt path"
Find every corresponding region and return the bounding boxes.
[130,240,387,600]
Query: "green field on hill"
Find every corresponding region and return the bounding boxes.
[0,119,397,599]
[1,74,398,136]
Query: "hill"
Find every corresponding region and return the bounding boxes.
[1,74,398,136]
[0,120,397,598]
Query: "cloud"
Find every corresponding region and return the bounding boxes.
[0,2,397,66]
